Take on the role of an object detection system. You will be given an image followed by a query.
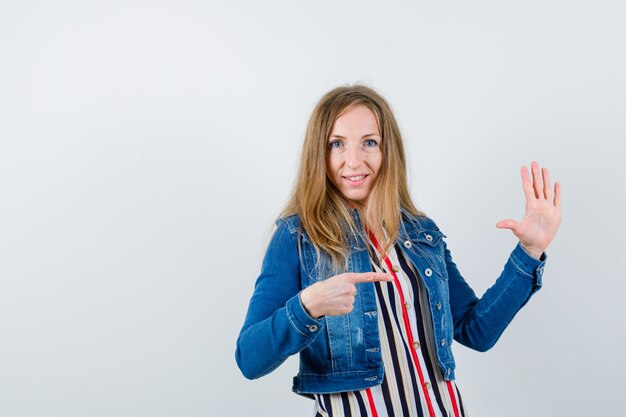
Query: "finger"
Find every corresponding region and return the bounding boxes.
[542,167,552,200]
[521,166,534,201]
[496,219,519,233]
[554,181,561,207]
[347,272,393,284]
[531,161,543,199]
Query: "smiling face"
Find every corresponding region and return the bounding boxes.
[326,104,383,208]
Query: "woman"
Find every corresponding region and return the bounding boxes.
[235,85,562,416]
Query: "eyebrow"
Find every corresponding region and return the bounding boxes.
[329,133,380,139]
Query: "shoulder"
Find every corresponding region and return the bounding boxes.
[269,213,302,250]
[400,209,442,233]
[276,213,301,232]
[260,214,301,261]
[400,212,448,249]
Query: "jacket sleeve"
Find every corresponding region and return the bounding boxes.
[235,219,325,379]
[446,239,546,352]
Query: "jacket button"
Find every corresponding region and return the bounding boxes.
[403,240,412,248]
[405,301,411,310]
[424,381,431,390]
[424,268,432,277]
[392,265,399,272]
[413,341,420,350]
[440,338,446,346]
[425,234,433,242]
[436,302,442,310]
[307,325,318,332]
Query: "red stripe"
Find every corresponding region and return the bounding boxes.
[368,232,436,417]
[446,381,461,417]
[365,388,378,417]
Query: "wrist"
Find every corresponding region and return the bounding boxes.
[300,288,321,319]
[520,243,544,260]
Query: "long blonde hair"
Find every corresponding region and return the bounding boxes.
[281,84,424,269]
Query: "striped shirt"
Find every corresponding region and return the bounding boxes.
[312,234,467,417]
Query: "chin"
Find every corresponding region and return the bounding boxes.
[341,192,369,205]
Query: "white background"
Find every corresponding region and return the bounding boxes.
[1,1,625,416]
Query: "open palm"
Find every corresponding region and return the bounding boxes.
[496,161,562,259]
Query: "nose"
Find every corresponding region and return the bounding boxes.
[345,143,364,169]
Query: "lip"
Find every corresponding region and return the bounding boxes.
[342,174,369,186]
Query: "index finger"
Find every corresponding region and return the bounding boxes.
[346,272,393,284]
[521,165,536,201]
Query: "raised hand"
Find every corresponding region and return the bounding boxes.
[300,272,393,319]
[496,161,562,259]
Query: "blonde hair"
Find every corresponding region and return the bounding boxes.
[281,84,424,269]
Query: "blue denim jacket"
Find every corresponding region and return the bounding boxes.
[235,209,546,395]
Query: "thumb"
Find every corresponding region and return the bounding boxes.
[496,219,519,231]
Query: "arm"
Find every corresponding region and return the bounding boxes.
[235,220,324,379]
[447,240,546,352]
[235,220,393,379]
[449,161,561,351]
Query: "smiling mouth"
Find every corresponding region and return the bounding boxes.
[343,175,368,181]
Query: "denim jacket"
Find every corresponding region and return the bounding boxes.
[235,209,546,395]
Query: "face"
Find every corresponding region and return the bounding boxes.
[326,104,383,207]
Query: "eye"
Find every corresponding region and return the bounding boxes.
[329,140,343,149]
[363,139,379,148]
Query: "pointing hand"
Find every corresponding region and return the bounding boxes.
[300,272,393,319]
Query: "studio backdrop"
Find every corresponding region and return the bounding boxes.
[0,1,624,416]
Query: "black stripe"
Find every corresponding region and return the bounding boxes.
[354,392,369,416]
[341,392,352,416]
[375,281,423,417]
[314,395,325,413]
[380,374,396,415]
[455,384,466,417]
[397,245,448,413]
[322,394,333,417]
[313,395,326,416]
